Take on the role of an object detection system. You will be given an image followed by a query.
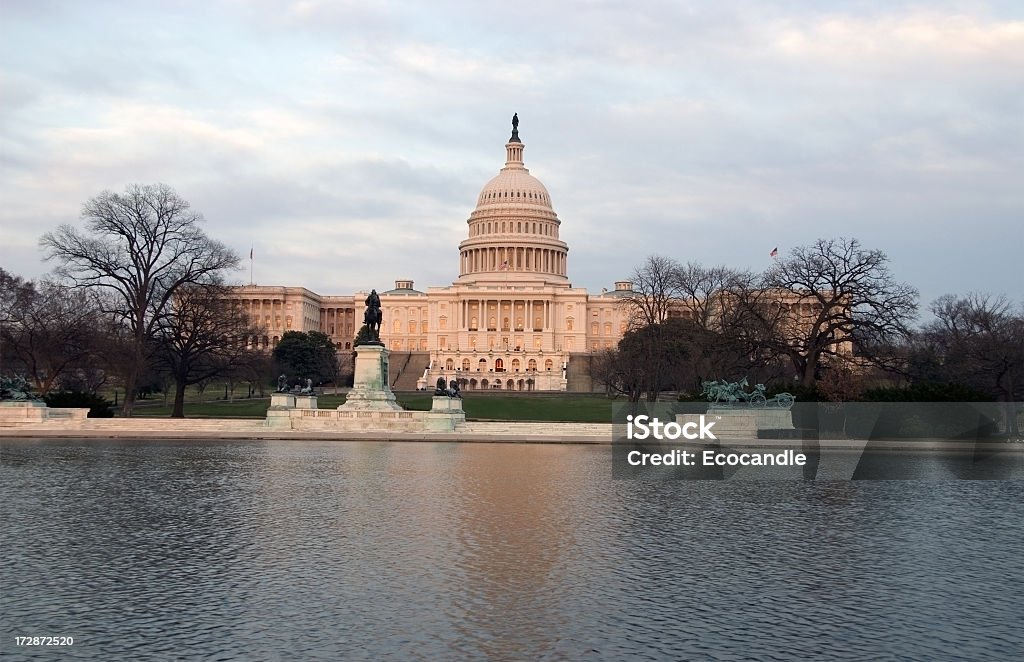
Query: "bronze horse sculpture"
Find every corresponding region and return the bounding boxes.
[364,289,382,342]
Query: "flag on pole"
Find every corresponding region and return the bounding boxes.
[250,247,254,260]
[499,259,509,271]
[770,247,778,258]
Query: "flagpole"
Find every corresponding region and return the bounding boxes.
[249,247,254,285]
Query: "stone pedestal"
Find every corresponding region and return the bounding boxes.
[294,394,318,409]
[426,396,466,432]
[266,392,296,429]
[677,408,794,441]
[339,343,402,411]
[269,392,296,409]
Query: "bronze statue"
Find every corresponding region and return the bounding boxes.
[434,376,462,398]
[510,112,520,142]
[364,289,382,342]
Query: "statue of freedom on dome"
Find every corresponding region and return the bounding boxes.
[510,112,520,142]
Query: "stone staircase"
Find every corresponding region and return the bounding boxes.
[388,351,430,391]
[455,421,613,439]
[34,418,266,433]
[2,415,613,441]
[566,354,601,392]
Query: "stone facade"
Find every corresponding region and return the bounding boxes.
[226,122,852,391]
[229,125,636,391]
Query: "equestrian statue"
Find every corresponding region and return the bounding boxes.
[363,289,383,343]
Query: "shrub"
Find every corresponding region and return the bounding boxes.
[43,391,115,418]
[862,382,990,402]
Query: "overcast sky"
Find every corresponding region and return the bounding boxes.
[2,0,1021,315]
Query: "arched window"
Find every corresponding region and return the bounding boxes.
[481,379,489,388]
[495,358,504,372]
[462,359,470,371]
[445,359,454,370]
[591,321,599,335]
[528,359,537,371]
[566,317,574,331]
[545,359,553,371]
[511,359,521,372]
[478,358,487,371]
[604,322,612,335]
[408,321,416,334]
[469,379,478,390]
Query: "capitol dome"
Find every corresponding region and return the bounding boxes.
[475,160,554,210]
[458,116,569,285]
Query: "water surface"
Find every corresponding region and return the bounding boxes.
[2,439,1022,660]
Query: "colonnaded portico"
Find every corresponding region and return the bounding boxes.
[229,117,637,391]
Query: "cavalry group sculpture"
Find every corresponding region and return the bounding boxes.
[0,375,35,401]
[701,378,795,409]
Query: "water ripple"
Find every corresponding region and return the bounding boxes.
[1,439,1022,660]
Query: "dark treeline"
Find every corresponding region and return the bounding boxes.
[0,183,255,418]
[595,238,1023,425]
[0,184,340,418]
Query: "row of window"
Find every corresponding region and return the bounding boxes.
[386,317,624,335]
[481,190,547,203]
[440,378,542,391]
[440,358,556,372]
[470,220,557,236]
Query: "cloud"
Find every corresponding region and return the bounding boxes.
[0,1,1021,309]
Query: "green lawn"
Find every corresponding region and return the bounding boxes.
[131,393,616,422]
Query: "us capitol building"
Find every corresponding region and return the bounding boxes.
[231,117,635,391]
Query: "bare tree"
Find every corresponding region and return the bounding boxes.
[155,282,262,418]
[671,262,743,328]
[759,237,918,387]
[922,293,1023,435]
[40,184,239,415]
[0,280,107,394]
[624,255,682,328]
[0,268,36,378]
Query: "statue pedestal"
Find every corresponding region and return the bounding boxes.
[294,394,318,409]
[266,392,296,428]
[269,392,296,409]
[339,343,402,411]
[677,408,794,441]
[426,396,465,431]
